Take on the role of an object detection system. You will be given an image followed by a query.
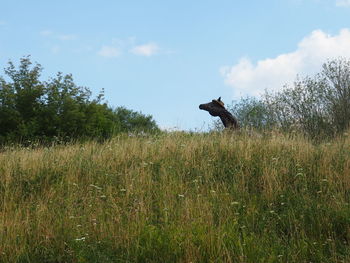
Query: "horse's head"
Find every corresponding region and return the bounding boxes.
[199,97,225,117]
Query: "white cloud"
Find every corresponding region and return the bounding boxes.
[97,39,161,58]
[112,37,136,48]
[57,34,77,41]
[51,45,60,54]
[130,43,159,56]
[336,0,350,7]
[40,30,53,36]
[97,45,121,58]
[221,29,350,97]
[40,30,77,41]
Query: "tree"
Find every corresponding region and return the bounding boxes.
[322,58,350,134]
[2,57,45,138]
[263,77,333,138]
[228,97,275,130]
[0,56,159,144]
[114,106,159,133]
[223,58,350,140]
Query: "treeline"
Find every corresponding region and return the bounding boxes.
[0,57,159,144]
[227,58,350,140]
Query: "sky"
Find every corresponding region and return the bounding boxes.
[1,0,350,131]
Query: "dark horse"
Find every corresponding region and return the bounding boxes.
[199,97,239,129]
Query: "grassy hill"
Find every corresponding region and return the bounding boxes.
[0,131,349,262]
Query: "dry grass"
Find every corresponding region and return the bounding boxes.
[0,131,350,262]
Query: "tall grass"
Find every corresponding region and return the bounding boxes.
[0,131,349,262]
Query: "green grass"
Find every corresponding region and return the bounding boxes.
[0,131,350,262]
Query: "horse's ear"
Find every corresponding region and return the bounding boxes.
[218,97,221,101]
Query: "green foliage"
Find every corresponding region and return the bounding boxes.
[228,97,275,131]
[114,106,159,133]
[0,57,159,144]
[322,58,350,134]
[225,58,350,140]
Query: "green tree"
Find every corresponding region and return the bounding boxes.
[0,56,159,144]
[228,97,275,130]
[114,106,159,133]
[223,58,350,140]
[42,72,94,137]
[263,77,333,138]
[2,57,44,138]
[0,76,20,137]
[322,58,350,134]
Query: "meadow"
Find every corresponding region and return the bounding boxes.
[0,131,349,262]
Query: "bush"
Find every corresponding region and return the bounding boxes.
[223,58,350,140]
[0,56,159,144]
[228,97,276,131]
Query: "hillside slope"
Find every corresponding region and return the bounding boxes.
[0,132,349,262]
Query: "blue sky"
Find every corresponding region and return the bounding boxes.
[1,0,350,130]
